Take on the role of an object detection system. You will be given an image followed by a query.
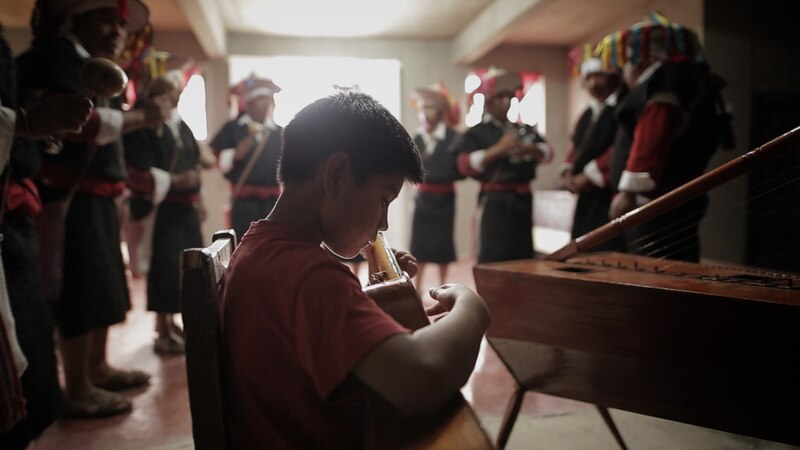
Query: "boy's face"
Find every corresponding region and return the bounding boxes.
[322,169,405,259]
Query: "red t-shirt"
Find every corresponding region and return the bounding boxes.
[222,219,408,449]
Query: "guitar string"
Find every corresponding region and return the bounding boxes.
[611,153,800,271]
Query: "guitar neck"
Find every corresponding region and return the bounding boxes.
[373,231,402,280]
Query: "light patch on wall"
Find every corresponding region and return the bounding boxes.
[178,74,208,140]
[228,55,402,126]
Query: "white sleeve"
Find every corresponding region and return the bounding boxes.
[468,149,487,173]
[95,107,124,145]
[536,142,553,163]
[218,148,236,174]
[618,170,656,193]
[149,167,172,205]
[583,160,605,188]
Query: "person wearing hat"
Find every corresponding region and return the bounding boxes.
[601,12,732,261]
[408,82,463,293]
[561,46,628,251]
[451,68,552,264]
[0,24,92,447]
[15,0,172,419]
[124,70,211,356]
[210,76,283,240]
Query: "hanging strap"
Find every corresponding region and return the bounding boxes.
[232,126,273,199]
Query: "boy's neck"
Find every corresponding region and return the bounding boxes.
[266,185,323,246]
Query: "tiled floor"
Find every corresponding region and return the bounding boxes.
[24,260,800,450]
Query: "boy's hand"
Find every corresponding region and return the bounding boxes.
[393,249,418,278]
[363,245,418,280]
[425,284,484,316]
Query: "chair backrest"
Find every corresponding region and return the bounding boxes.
[179,229,237,450]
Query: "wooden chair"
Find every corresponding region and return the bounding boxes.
[179,229,237,450]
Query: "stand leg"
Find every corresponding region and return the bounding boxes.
[496,384,526,449]
[596,405,628,450]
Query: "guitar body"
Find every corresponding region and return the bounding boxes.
[363,269,492,450]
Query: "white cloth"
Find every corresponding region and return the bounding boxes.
[0,101,28,375]
[0,104,15,170]
[0,244,29,378]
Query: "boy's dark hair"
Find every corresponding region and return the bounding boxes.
[279,91,424,185]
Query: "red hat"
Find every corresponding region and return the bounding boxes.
[231,75,281,102]
[228,74,281,115]
[411,81,460,127]
[478,67,522,99]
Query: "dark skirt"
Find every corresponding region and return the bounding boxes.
[478,191,534,264]
[57,193,130,339]
[410,191,456,263]
[0,215,61,449]
[571,189,627,252]
[231,196,278,242]
[147,202,203,313]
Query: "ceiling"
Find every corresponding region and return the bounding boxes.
[0,0,652,60]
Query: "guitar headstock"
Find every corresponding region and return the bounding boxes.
[370,231,402,281]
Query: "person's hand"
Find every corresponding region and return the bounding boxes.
[518,142,548,162]
[234,136,256,160]
[496,129,520,154]
[562,172,576,192]
[571,173,594,193]
[141,94,172,126]
[609,191,637,219]
[198,146,217,169]
[425,284,484,317]
[393,249,418,279]
[170,169,201,190]
[195,201,207,223]
[21,93,93,138]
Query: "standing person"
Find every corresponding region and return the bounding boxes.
[222,91,490,449]
[15,0,172,418]
[451,68,553,263]
[561,47,627,251]
[210,76,282,240]
[602,12,732,261]
[124,71,210,355]
[0,24,91,448]
[409,82,462,293]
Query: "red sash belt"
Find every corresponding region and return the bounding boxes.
[480,181,531,194]
[417,183,455,194]
[2,178,42,217]
[163,192,200,206]
[235,184,281,200]
[37,164,125,198]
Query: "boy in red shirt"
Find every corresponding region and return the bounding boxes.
[222,91,491,449]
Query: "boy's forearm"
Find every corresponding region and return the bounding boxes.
[414,297,490,391]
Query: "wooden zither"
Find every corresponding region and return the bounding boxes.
[474,125,800,447]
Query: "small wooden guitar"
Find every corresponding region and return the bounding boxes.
[362,232,493,450]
